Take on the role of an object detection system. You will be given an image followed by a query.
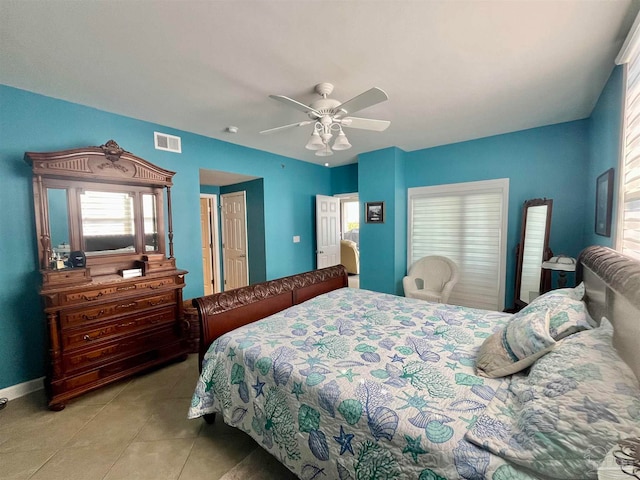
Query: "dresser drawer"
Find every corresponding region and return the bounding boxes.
[60,291,176,328]
[63,326,179,373]
[61,341,185,392]
[61,307,176,350]
[60,277,177,306]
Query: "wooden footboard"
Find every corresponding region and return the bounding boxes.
[192,265,348,368]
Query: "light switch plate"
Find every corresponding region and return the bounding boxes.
[293,236,300,243]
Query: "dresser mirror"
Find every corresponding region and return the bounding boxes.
[514,198,553,309]
[26,140,173,282]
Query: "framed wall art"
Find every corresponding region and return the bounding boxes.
[365,201,385,224]
[595,168,614,237]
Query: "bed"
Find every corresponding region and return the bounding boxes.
[188,246,640,479]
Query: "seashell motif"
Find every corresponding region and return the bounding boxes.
[471,384,495,401]
[409,411,454,428]
[492,463,533,480]
[425,420,454,443]
[338,399,363,425]
[229,407,248,425]
[318,380,341,416]
[418,468,447,480]
[305,372,326,387]
[361,352,381,363]
[336,461,353,480]
[449,399,486,412]
[273,361,293,386]
[255,357,272,376]
[298,404,321,433]
[238,381,249,403]
[368,406,399,441]
[455,373,484,386]
[308,430,330,461]
[243,345,262,371]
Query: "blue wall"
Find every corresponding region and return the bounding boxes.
[0,84,331,389]
[586,65,624,247]
[357,121,591,307]
[358,148,407,295]
[331,163,358,194]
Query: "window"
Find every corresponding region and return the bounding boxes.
[341,197,360,248]
[617,22,640,260]
[407,179,509,311]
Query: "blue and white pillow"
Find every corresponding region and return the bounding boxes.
[467,319,640,479]
[475,294,591,378]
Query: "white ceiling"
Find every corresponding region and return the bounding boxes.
[1,1,638,167]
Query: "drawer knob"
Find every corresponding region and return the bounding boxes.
[83,334,92,341]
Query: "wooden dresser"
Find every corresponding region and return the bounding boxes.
[25,140,190,410]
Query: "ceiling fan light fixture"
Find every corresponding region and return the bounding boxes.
[305,130,324,150]
[315,146,333,157]
[332,129,352,151]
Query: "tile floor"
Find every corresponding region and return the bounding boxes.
[0,355,297,480]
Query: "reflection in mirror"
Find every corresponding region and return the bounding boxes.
[47,188,69,254]
[80,191,136,255]
[519,205,548,303]
[514,198,553,310]
[143,194,158,252]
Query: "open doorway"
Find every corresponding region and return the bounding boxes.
[338,193,360,288]
[199,169,266,293]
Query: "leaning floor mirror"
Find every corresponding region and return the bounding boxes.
[514,198,553,310]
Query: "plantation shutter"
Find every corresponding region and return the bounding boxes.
[619,48,640,260]
[408,179,509,311]
[80,191,135,236]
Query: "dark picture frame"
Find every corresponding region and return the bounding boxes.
[595,168,614,237]
[365,201,385,224]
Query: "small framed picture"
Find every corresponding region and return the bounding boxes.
[365,201,385,224]
[595,168,614,237]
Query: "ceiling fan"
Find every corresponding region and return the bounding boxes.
[260,82,390,157]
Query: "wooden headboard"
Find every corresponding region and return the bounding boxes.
[577,246,640,380]
[193,265,348,366]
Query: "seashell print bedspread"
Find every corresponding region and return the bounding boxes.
[188,287,536,479]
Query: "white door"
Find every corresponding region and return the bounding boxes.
[200,197,214,295]
[316,195,341,269]
[221,191,248,290]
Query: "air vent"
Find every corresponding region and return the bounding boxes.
[154,132,182,153]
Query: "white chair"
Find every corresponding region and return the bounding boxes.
[403,256,459,304]
[340,239,359,275]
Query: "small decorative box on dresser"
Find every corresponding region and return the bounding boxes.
[25,140,190,410]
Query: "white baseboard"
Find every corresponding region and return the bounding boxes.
[0,377,44,401]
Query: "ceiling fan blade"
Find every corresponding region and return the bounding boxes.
[259,121,312,135]
[341,117,391,132]
[334,87,388,116]
[269,95,320,116]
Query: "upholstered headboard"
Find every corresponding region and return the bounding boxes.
[577,246,640,380]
